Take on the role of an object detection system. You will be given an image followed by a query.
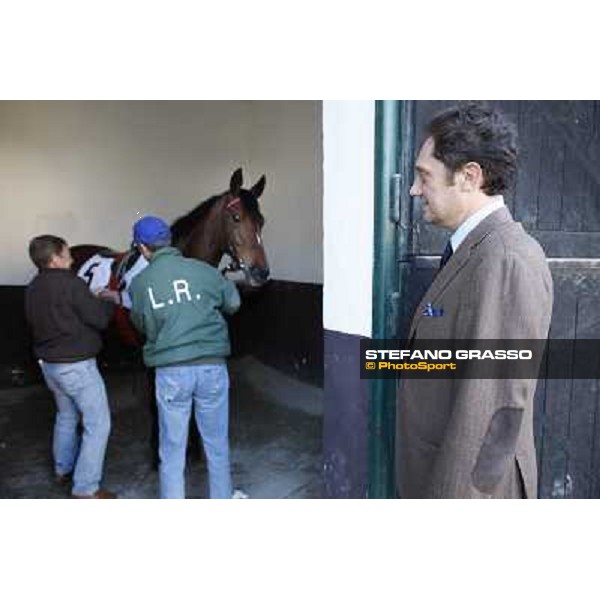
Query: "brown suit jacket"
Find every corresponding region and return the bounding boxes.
[396,206,553,499]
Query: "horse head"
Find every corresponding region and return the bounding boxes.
[222,168,270,287]
[173,168,270,288]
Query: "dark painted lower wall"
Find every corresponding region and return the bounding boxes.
[0,280,324,388]
[229,280,323,387]
[323,329,368,498]
[0,286,36,385]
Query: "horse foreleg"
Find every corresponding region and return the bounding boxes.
[187,419,204,465]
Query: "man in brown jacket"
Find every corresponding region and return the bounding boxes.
[396,103,553,499]
[26,235,119,498]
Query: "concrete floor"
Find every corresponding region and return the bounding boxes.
[0,358,324,499]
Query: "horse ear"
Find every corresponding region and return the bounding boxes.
[230,168,243,195]
[250,175,266,199]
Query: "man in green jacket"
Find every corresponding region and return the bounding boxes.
[129,215,241,499]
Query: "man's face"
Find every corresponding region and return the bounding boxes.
[410,137,465,230]
[49,245,73,270]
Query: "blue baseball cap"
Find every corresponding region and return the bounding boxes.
[133,215,171,245]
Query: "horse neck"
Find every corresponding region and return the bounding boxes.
[183,198,228,267]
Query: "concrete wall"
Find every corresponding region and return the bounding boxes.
[0,101,322,285]
[247,101,323,284]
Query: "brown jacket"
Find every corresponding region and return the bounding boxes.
[396,207,553,498]
[25,269,114,362]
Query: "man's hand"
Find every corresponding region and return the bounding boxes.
[96,289,121,305]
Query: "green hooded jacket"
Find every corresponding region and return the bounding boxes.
[129,247,240,367]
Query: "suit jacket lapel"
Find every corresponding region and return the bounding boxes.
[408,206,515,338]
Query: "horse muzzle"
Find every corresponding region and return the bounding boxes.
[234,263,269,288]
[245,265,270,287]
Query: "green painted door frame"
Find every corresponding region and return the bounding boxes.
[369,100,415,498]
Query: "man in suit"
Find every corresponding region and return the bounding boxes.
[396,102,553,499]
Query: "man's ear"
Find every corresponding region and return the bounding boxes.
[460,161,484,192]
[138,243,151,260]
[47,254,60,268]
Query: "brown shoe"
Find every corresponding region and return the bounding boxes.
[72,489,117,499]
[55,473,72,485]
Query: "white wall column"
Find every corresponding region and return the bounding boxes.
[323,101,375,337]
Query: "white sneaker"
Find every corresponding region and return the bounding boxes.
[232,489,249,499]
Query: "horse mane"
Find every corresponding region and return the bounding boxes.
[170,194,221,245]
[170,189,265,245]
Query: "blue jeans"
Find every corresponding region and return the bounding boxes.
[155,363,232,499]
[39,358,111,496]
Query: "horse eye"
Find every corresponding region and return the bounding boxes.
[232,213,241,223]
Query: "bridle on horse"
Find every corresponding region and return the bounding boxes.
[222,196,246,276]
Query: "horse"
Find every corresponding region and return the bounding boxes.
[72,167,269,293]
[70,168,269,467]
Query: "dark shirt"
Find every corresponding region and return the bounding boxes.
[25,268,115,363]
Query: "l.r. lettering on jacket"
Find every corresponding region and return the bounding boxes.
[147,279,202,310]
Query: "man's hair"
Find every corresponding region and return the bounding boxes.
[28,235,68,269]
[141,238,171,253]
[426,102,518,196]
